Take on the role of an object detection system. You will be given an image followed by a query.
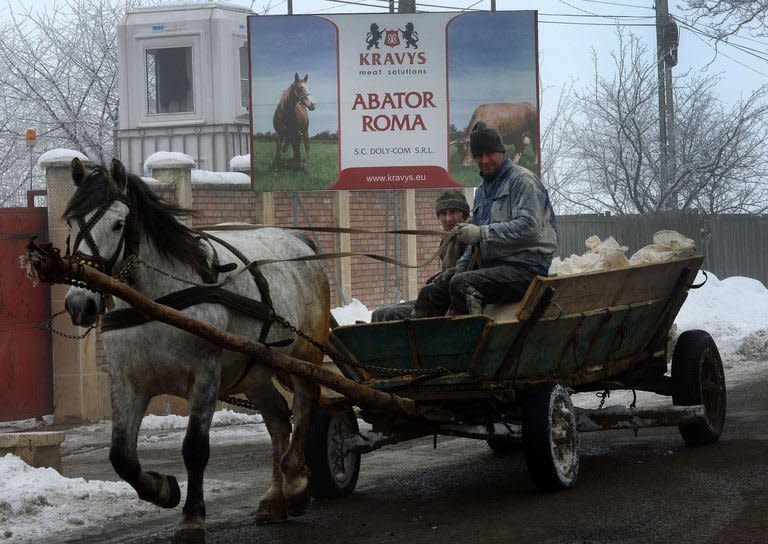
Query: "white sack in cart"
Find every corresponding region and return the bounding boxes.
[628,230,696,265]
[549,235,630,276]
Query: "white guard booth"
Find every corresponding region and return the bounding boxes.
[117,3,254,174]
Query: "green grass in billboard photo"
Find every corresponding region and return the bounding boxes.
[251,135,339,191]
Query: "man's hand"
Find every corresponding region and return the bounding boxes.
[438,264,465,284]
[453,223,482,244]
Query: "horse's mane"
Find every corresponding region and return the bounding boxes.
[63,166,208,270]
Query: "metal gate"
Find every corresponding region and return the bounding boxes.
[0,207,52,421]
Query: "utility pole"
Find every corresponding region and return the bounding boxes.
[655,0,679,209]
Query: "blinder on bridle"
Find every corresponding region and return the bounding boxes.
[66,168,138,281]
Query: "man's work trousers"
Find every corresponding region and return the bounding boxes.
[411,265,539,317]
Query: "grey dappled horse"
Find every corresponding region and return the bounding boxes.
[63,158,330,541]
[273,73,316,170]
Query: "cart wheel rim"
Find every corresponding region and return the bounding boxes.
[701,349,726,432]
[549,387,579,484]
[327,415,357,488]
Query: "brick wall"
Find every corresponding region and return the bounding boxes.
[177,185,450,309]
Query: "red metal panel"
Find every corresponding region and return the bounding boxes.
[0,208,52,421]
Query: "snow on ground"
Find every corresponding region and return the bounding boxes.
[1,271,767,543]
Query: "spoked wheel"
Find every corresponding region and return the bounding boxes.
[522,382,579,491]
[306,404,361,499]
[672,330,726,445]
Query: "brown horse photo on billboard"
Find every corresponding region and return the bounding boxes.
[273,73,316,171]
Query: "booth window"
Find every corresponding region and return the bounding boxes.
[146,47,194,114]
[239,43,249,108]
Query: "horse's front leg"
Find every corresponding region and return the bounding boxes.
[110,390,181,510]
[290,134,301,170]
[175,371,219,542]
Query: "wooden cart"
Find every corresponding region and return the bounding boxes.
[306,255,726,498]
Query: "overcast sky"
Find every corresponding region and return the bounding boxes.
[1,0,765,116]
[248,0,768,110]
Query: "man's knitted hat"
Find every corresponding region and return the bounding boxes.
[435,189,470,217]
[469,122,506,156]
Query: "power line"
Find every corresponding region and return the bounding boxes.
[324,0,393,10]
[541,13,654,19]
[673,13,768,50]
[679,20,768,78]
[678,19,768,64]
[540,20,654,27]
[582,0,651,10]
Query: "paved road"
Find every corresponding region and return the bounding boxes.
[63,376,768,544]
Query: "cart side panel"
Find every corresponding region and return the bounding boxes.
[506,301,667,380]
[331,316,492,376]
[517,256,704,321]
[471,321,524,377]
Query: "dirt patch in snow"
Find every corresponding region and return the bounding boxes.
[737,329,768,361]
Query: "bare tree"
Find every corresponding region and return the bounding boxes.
[552,29,768,215]
[0,87,29,207]
[0,0,159,206]
[683,1,768,39]
[539,81,579,213]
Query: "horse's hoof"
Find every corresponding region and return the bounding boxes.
[286,485,312,518]
[146,471,181,508]
[173,527,206,544]
[255,499,288,525]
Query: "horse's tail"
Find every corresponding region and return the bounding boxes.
[291,231,319,254]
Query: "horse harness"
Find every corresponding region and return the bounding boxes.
[68,192,290,349]
[67,192,136,280]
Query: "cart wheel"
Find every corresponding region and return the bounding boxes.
[672,330,726,446]
[306,405,361,499]
[486,437,519,456]
[522,383,579,491]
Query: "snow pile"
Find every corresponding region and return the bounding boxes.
[0,454,156,543]
[737,329,768,361]
[36,148,89,166]
[675,271,768,360]
[143,151,195,173]
[230,154,250,171]
[140,408,263,431]
[191,169,250,185]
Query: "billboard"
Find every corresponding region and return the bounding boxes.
[248,11,539,191]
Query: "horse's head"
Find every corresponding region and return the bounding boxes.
[63,158,133,326]
[291,73,316,112]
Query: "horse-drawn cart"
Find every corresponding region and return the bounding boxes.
[306,254,726,498]
[24,230,724,537]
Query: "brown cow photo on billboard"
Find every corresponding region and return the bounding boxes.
[460,102,539,166]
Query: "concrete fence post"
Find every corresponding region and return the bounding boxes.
[145,152,194,210]
[38,150,109,423]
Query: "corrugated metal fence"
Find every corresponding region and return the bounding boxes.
[557,213,768,286]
